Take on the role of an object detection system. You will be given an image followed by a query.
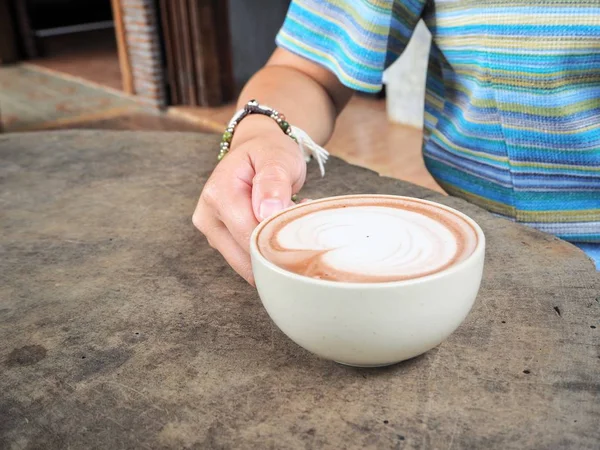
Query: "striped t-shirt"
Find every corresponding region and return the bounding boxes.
[275,0,600,262]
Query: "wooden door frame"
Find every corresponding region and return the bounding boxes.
[110,0,134,94]
[1,0,136,94]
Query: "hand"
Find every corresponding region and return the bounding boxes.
[193,123,307,285]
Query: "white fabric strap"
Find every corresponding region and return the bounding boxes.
[290,125,329,177]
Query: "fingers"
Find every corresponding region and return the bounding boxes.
[197,150,259,253]
[193,210,255,285]
[193,137,307,286]
[214,179,259,253]
[252,162,293,220]
[251,144,306,221]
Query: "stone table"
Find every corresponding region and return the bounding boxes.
[1,131,598,450]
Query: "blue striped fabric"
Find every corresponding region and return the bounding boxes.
[276,0,600,266]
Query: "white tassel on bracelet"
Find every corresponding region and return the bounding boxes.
[218,99,329,177]
[290,125,329,177]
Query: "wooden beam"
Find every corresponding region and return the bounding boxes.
[11,0,37,58]
[110,0,134,94]
[158,0,180,104]
[188,0,235,106]
[0,0,19,64]
[213,0,235,103]
[158,0,235,106]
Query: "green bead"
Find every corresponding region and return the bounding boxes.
[291,194,298,203]
[279,120,289,131]
[222,131,232,143]
[217,152,226,161]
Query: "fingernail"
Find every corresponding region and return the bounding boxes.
[259,198,284,220]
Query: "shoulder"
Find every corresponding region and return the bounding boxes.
[277,0,426,92]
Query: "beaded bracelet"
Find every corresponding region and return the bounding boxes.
[218,99,297,161]
[218,99,330,178]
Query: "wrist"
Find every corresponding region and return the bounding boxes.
[230,114,285,150]
[217,99,329,177]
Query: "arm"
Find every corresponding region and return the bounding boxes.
[233,47,353,148]
[193,48,352,284]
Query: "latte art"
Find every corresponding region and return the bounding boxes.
[257,196,478,282]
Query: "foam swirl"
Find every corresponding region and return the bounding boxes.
[257,197,478,282]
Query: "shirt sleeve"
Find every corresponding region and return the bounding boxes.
[275,0,427,93]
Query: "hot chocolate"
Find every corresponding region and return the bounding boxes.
[256,196,478,282]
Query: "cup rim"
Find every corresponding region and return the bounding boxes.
[250,194,486,288]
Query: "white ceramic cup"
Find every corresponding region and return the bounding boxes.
[250,195,486,367]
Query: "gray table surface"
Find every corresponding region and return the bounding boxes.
[1,131,599,450]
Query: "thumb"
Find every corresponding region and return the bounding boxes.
[252,160,294,221]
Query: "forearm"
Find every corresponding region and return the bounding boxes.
[236,66,337,145]
[231,48,353,149]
